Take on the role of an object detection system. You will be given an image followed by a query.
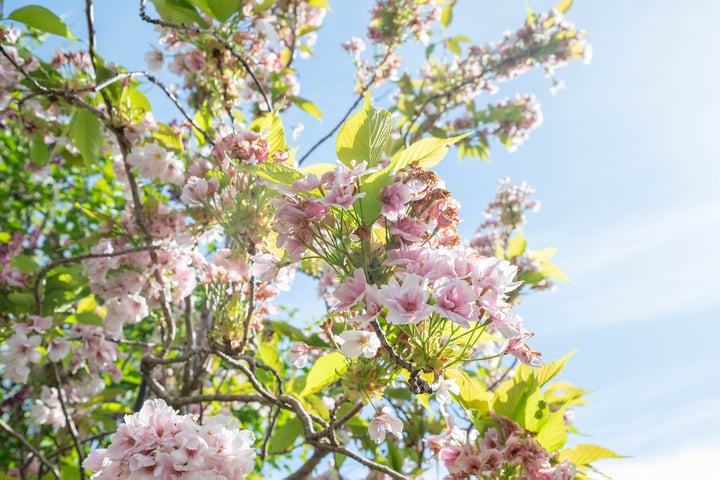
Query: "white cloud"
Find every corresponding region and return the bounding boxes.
[531,194,720,332]
[598,441,720,480]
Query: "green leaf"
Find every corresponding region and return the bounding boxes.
[10,254,39,274]
[554,0,573,14]
[0,232,10,243]
[290,96,322,120]
[387,440,403,471]
[506,232,527,258]
[8,291,36,309]
[336,94,392,168]
[192,107,214,145]
[250,111,287,154]
[441,1,455,28]
[151,0,208,28]
[447,38,461,56]
[237,163,303,186]
[120,85,152,121]
[206,0,240,21]
[536,350,576,387]
[392,132,470,171]
[152,123,184,152]
[530,247,558,262]
[8,5,75,38]
[269,416,302,453]
[355,166,392,225]
[535,406,567,452]
[29,135,50,166]
[67,312,105,327]
[68,109,103,168]
[258,342,281,372]
[493,373,539,425]
[541,262,570,282]
[300,351,347,396]
[558,444,626,465]
[446,368,491,412]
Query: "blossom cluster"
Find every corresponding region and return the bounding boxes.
[429,416,576,480]
[84,399,255,479]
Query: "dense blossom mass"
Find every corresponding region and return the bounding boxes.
[0,1,618,479]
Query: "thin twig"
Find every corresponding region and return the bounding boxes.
[0,419,61,480]
[51,364,87,480]
[138,0,272,112]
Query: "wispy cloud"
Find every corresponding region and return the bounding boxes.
[531,194,720,332]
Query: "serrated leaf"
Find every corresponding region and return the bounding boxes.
[336,94,392,168]
[535,406,567,452]
[68,312,105,327]
[68,109,103,167]
[446,368,491,412]
[290,96,322,120]
[555,0,573,14]
[355,166,392,225]
[299,162,335,178]
[536,350,576,387]
[506,232,527,258]
[558,444,626,465]
[392,132,470,171]
[9,5,75,38]
[300,351,347,396]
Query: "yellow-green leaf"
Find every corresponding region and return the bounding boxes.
[300,351,347,396]
[68,109,103,168]
[536,350,576,387]
[258,342,281,372]
[506,231,527,258]
[392,132,470,171]
[530,247,558,262]
[336,94,392,168]
[299,162,335,178]
[541,262,570,282]
[290,96,322,120]
[535,406,567,452]
[446,368,491,412]
[9,5,75,38]
[555,0,573,14]
[558,444,626,465]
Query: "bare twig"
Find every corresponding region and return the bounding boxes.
[286,449,330,480]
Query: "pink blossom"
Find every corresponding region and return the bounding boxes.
[104,294,149,337]
[289,342,310,368]
[321,163,366,209]
[378,274,431,325]
[368,407,403,443]
[47,337,71,362]
[505,332,544,367]
[432,277,480,327]
[380,182,411,221]
[337,330,380,359]
[333,268,367,310]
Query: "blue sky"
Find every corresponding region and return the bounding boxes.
[6,0,720,477]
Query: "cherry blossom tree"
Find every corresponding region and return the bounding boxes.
[0,1,622,479]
